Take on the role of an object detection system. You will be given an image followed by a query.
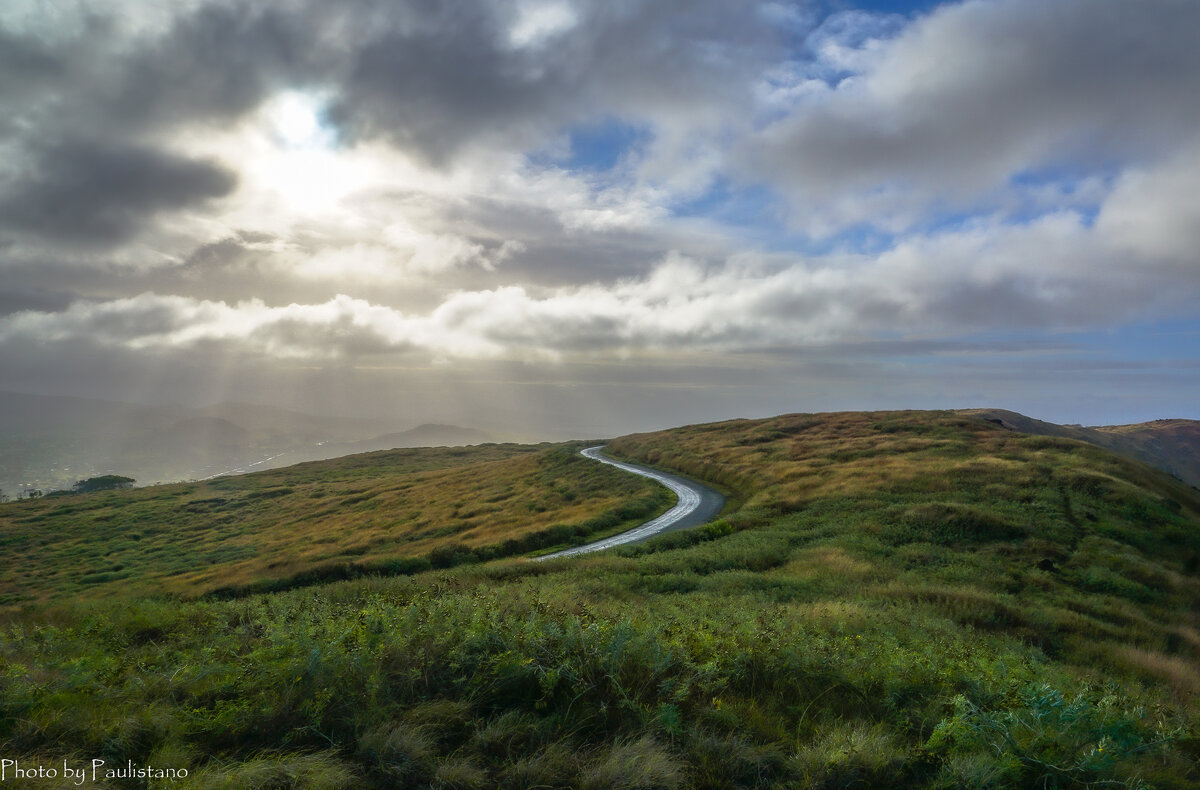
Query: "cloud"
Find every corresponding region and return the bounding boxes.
[322,0,780,164]
[0,0,1198,429]
[1095,140,1200,266]
[10,0,773,166]
[0,25,64,113]
[0,0,780,263]
[0,139,236,246]
[742,0,1200,233]
[7,199,1197,365]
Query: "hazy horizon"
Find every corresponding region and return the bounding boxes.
[2,0,1198,438]
[0,385,1189,445]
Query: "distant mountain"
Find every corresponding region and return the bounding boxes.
[198,401,402,444]
[965,409,1200,488]
[340,424,494,452]
[128,416,250,452]
[0,390,179,435]
[0,390,490,495]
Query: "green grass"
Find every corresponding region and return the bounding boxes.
[2,409,1199,788]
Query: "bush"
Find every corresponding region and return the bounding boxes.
[925,685,1176,789]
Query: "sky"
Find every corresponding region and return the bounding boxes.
[1,0,1198,438]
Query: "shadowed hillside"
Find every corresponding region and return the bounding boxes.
[967,408,1200,488]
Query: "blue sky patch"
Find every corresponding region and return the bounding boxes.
[562,118,650,172]
[821,0,945,16]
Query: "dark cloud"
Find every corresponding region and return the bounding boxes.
[365,188,737,287]
[0,140,236,245]
[248,315,411,358]
[183,235,265,271]
[0,286,76,317]
[1,0,778,161]
[0,26,63,95]
[327,1,548,161]
[106,2,314,132]
[324,0,780,162]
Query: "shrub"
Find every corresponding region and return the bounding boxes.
[925,685,1176,789]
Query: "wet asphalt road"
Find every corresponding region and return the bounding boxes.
[534,445,725,561]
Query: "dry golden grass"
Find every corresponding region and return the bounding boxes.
[0,442,664,604]
[609,409,1200,521]
[608,410,999,506]
[1174,625,1200,654]
[1114,646,1200,699]
[778,545,879,582]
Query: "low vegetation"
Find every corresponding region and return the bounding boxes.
[0,442,669,606]
[2,409,1199,788]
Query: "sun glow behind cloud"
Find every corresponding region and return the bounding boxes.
[238,93,370,216]
[269,92,333,150]
[1,0,1198,431]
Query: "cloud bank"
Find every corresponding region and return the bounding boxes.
[1,0,1197,427]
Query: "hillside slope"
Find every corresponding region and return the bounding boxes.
[2,409,1199,788]
[0,442,669,606]
[967,408,1200,488]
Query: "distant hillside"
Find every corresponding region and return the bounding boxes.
[966,408,1200,488]
[1092,419,1200,489]
[198,401,402,443]
[333,424,494,454]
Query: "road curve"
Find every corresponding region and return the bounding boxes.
[535,446,725,561]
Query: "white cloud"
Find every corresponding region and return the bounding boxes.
[742,0,1200,234]
[8,189,1197,365]
[507,0,578,49]
[1095,141,1200,266]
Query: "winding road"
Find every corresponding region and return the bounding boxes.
[535,446,725,561]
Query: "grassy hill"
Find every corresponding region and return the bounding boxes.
[1,409,1199,788]
[967,408,1200,488]
[0,442,670,607]
[1092,419,1200,487]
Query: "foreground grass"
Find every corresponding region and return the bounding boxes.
[0,442,669,606]
[2,410,1199,788]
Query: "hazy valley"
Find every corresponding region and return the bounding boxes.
[0,390,496,498]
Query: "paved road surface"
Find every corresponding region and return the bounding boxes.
[535,446,725,561]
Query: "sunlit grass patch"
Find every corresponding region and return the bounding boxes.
[0,442,671,603]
